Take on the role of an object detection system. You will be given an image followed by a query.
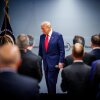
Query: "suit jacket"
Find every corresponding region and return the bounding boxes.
[90,49,100,59]
[61,62,91,100]
[90,60,100,100]
[94,61,100,100]
[64,52,96,67]
[18,49,42,82]
[39,31,65,70]
[90,60,100,83]
[93,60,100,80]
[0,71,39,100]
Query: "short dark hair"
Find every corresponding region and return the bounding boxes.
[73,35,85,47]
[27,35,34,46]
[91,34,100,46]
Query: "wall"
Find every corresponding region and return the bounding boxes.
[0,0,100,46]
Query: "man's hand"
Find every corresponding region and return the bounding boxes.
[58,63,64,69]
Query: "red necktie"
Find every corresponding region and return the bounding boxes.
[44,35,49,52]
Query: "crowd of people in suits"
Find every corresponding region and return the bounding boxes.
[0,21,100,100]
[62,33,100,100]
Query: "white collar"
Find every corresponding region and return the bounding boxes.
[48,29,52,37]
[74,60,83,63]
[93,47,100,50]
[0,67,16,73]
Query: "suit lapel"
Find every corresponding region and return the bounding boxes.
[42,35,46,52]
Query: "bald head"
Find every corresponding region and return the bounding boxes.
[0,43,21,69]
[72,43,84,60]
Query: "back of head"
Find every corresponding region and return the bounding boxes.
[91,34,100,47]
[73,35,85,47]
[27,35,34,46]
[0,43,21,69]
[16,34,29,50]
[72,43,84,59]
[0,31,15,46]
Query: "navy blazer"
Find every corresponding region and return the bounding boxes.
[39,31,65,70]
[90,49,100,59]
[90,60,100,100]
[0,71,39,100]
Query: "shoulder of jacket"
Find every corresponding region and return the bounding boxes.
[53,31,62,36]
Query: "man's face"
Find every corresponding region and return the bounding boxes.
[41,24,51,35]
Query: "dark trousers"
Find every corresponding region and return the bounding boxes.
[44,66,59,94]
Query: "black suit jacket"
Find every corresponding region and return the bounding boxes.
[94,61,100,81]
[61,62,91,100]
[64,52,96,67]
[18,49,42,82]
[0,71,39,100]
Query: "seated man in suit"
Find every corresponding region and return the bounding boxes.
[17,34,42,82]
[61,43,91,100]
[0,43,39,100]
[90,34,100,59]
[64,35,96,67]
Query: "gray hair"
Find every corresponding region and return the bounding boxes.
[16,34,29,49]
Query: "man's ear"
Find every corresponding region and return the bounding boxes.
[17,59,22,68]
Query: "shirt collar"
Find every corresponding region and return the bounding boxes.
[93,47,100,50]
[74,60,83,63]
[0,67,16,73]
[48,29,52,37]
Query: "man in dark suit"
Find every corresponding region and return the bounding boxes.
[61,43,91,100]
[17,34,42,82]
[94,61,100,100]
[27,35,43,80]
[90,60,100,100]
[64,35,96,67]
[0,43,39,100]
[91,60,100,82]
[90,34,100,59]
[39,21,65,94]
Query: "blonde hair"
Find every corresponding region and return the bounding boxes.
[41,21,51,27]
